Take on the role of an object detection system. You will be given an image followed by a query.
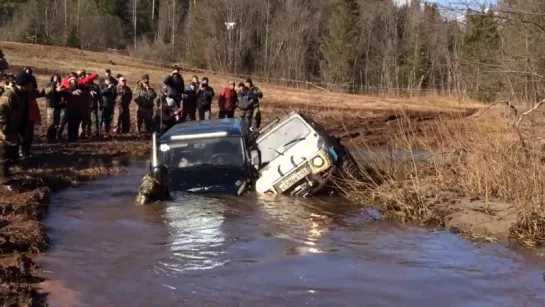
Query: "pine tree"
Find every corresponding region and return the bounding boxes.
[461,9,501,102]
[320,0,360,88]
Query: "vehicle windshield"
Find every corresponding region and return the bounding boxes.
[256,116,311,164]
[158,136,245,168]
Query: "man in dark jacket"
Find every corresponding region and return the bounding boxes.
[44,74,66,143]
[182,82,198,121]
[196,79,215,120]
[104,69,118,86]
[21,67,40,158]
[218,81,238,119]
[244,78,263,129]
[237,82,258,129]
[0,49,8,74]
[163,65,185,110]
[99,77,116,135]
[134,74,157,134]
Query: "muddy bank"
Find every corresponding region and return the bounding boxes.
[0,134,148,307]
[368,179,517,242]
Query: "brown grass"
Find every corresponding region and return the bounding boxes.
[336,104,545,246]
[1,41,484,114]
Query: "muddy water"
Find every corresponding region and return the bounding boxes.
[38,161,545,307]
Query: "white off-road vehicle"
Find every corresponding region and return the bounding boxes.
[250,111,362,197]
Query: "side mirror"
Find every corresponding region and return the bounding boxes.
[250,148,261,169]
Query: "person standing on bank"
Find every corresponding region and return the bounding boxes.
[182,82,198,121]
[218,81,237,119]
[237,82,257,129]
[113,76,133,134]
[163,65,185,110]
[244,78,263,130]
[99,76,117,135]
[0,73,33,190]
[134,74,157,134]
[21,67,41,158]
[44,74,66,143]
[196,78,215,120]
[0,49,8,75]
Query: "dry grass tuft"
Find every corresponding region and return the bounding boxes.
[335,104,545,246]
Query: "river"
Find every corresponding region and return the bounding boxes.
[37,161,545,306]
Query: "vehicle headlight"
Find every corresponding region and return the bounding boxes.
[312,156,325,168]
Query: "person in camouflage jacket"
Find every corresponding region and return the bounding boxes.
[134,74,157,134]
[113,76,133,134]
[135,165,171,205]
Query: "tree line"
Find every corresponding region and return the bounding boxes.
[0,0,544,102]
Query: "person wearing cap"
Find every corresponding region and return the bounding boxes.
[0,49,8,74]
[113,76,133,134]
[134,74,157,134]
[244,78,263,129]
[218,81,238,119]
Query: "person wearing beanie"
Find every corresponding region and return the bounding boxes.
[218,81,238,119]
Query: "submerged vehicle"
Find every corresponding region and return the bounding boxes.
[152,118,258,195]
[251,111,362,197]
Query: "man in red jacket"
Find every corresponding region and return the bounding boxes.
[218,81,238,119]
[61,71,98,89]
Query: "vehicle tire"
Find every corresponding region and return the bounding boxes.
[338,147,366,182]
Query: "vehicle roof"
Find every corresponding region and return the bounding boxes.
[159,118,246,141]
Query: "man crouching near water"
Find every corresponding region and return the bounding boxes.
[135,164,171,205]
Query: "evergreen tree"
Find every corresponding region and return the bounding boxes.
[461,10,501,102]
[320,0,360,89]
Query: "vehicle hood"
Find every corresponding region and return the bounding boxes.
[166,166,248,195]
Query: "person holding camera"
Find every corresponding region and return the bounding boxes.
[163,65,185,110]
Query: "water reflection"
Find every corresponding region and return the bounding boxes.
[157,194,229,273]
